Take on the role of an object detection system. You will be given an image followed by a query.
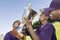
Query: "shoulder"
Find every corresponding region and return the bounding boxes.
[46,22,55,31]
[47,22,53,26]
[4,31,11,38]
[4,31,12,40]
[47,22,54,28]
[43,22,55,31]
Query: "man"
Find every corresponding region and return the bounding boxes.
[23,0,60,39]
[23,7,57,40]
[44,0,60,21]
[42,0,60,40]
[4,20,23,40]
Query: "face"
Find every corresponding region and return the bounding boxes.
[39,13,48,21]
[13,22,20,29]
[50,9,60,21]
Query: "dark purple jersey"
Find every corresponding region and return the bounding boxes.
[36,22,57,40]
[4,31,19,40]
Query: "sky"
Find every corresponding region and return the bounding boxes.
[0,0,52,35]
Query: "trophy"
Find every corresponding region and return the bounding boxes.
[22,3,38,33]
[17,3,38,40]
[18,3,38,32]
[24,3,38,20]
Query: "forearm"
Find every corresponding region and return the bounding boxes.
[23,18,40,40]
[27,25,40,40]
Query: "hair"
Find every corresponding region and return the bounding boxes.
[13,20,20,27]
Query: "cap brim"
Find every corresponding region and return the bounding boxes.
[40,7,56,18]
[44,7,56,12]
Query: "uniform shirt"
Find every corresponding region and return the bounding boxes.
[36,22,57,40]
[4,31,19,40]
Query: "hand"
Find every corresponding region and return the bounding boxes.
[18,32,23,38]
[12,29,23,39]
[23,17,32,28]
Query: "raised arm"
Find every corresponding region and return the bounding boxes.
[23,18,40,40]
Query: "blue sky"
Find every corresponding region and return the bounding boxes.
[0,0,52,34]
